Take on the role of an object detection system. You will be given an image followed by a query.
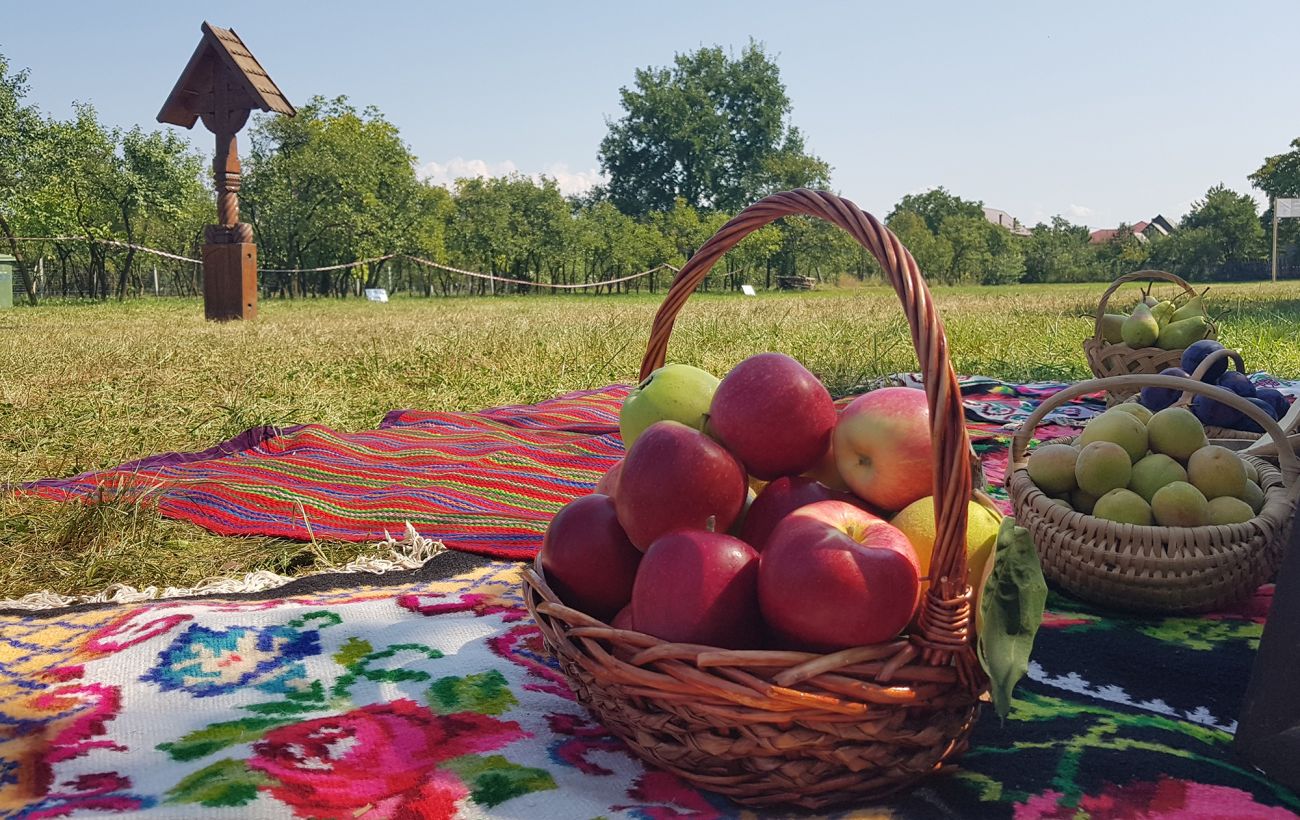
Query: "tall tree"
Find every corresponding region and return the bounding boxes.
[887,187,984,235]
[1249,139,1300,262]
[1023,217,1097,282]
[598,42,827,216]
[0,52,43,304]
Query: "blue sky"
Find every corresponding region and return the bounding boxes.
[5,1,1299,229]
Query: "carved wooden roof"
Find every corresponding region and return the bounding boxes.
[157,21,295,129]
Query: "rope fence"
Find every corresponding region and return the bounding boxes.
[6,237,691,291]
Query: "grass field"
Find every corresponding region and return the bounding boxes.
[4,280,1300,600]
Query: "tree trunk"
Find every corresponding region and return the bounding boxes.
[0,212,38,306]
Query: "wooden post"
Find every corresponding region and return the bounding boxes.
[1272,197,1279,284]
[156,22,293,321]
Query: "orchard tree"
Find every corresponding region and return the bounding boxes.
[1250,139,1300,261]
[887,187,984,235]
[599,42,828,216]
[1023,217,1096,282]
[0,52,44,304]
[885,211,953,280]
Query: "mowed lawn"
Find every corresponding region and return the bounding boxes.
[4,280,1300,599]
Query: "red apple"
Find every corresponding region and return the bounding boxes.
[739,476,881,552]
[759,500,920,651]
[595,459,623,497]
[611,604,636,630]
[707,353,838,480]
[631,530,762,648]
[802,436,850,491]
[615,421,747,550]
[833,387,933,512]
[540,494,642,621]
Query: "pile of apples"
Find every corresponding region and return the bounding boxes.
[1027,403,1266,527]
[540,353,999,652]
[1100,290,1213,351]
[1139,339,1292,434]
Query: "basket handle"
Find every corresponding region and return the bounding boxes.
[640,189,974,665]
[1007,374,1300,488]
[1091,270,1200,342]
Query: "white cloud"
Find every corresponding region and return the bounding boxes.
[417,157,607,197]
[1066,203,1094,220]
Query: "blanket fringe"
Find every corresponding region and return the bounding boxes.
[0,523,444,612]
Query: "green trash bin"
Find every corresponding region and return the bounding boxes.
[0,255,13,309]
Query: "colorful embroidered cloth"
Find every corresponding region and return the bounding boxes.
[2,554,1296,819]
[19,377,1122,561]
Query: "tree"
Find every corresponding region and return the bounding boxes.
[886,211,953,280]
[243,96,424,296]
[1250,139,1300,263]
[0,52,44,304]
[1023,217,1097,282]
[1093,223,1150,279]
[598,42,827,216]
[887,187,983,235]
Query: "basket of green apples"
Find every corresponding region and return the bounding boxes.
[1083,270,1216,405]
[523,190,1050,810]
[1008,372,1299,614]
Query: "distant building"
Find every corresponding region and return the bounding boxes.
[982,207,1032,236]
[1089,215,1175,245]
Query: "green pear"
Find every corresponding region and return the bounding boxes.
[1170,294,1206,323]
[1186,445,1248,500]
[1078,409,1149,463]
[1243,459,1260,484]
[1208,496,1254,525]
[1121,303,1160,349]
[1156,316,1211,350]
[1243,480,1265,514]
[619,363,720,449]
[1071,487,1100,514]
[1128,453,1188,502]
[1110,403,1153,424]
[1151,481,1210,527]
[1075,440,1133,496]
[1093,488,1153,526]
[1099,313,1126,344]
[1027,443,1080,494]
[1147,407,1208,462]
[1150,300,1176,325]
[1143,294,1161,308]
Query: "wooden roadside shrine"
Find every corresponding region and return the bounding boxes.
[157,22,294,321]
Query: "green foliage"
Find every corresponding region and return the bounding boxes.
[441,755,557,808]
[887,186,984,234]
[1023,217,1098,283]
[1148,184,1264,278]
[165,758,271,807]
[598,41,828,216]
[427,670,518,715]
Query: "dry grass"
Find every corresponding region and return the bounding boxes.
[4,280,1300,599]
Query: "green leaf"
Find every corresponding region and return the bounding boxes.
[442,754,557,807]
[165,758,271,807]
[157,716,294,762]
[240,700,324,717]
[333,636,373,668]
[978,517,1048,719]
[427,670,517,715]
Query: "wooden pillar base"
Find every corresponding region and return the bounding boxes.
[202,240,257,321]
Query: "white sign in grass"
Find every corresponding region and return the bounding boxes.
[364,288,389,303]
[740,285,757,296]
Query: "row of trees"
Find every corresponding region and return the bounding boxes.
[5,42,1300,303]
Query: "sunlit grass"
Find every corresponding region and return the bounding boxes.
[4,280,1299,599]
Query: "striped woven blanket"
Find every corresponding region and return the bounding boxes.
[21,377,1119,561]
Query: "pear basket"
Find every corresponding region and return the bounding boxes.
[522,190,988,810]
[1007,373,1299,614]
[1083,270,1216,405]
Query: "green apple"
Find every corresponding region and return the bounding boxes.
[619,364,720,449]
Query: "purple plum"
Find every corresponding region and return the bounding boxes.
[1240,397,1280,433]
[1181,339,1227,383]
[1139,367,1190,412]
[1256,388,1291,419]
[1191,392,1242,428]
[1216,370,1256,398]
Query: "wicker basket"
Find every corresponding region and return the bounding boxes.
[1125,347,1300,443]
[522,189,987,810]
[1007,373,1299,614]
[1083,270,1215,405]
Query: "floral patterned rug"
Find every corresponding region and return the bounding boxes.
[2,552,1297,819]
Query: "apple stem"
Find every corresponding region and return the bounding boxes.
[706,515,717,533]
